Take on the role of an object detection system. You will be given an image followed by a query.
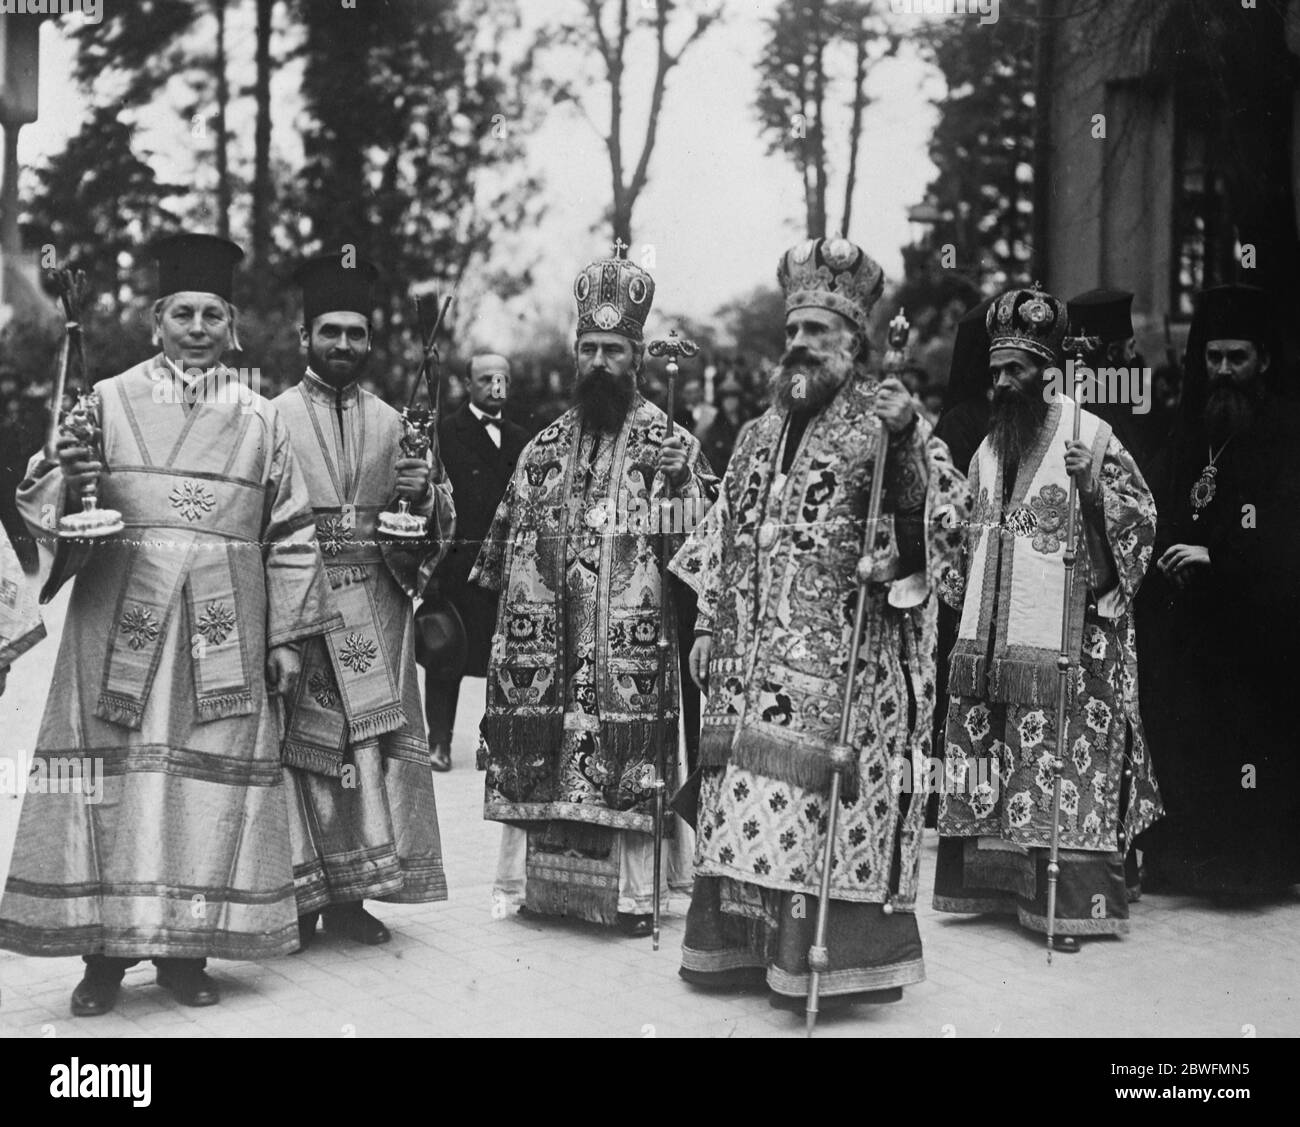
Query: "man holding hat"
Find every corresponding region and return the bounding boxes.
[669,237,970,1007]
[473,243,716,938]
[933,286,1163,951]
[1137,284,1300,897]
[0,233,340,1013]
[275,252,453,947]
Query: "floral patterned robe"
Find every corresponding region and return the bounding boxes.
[935,414,1163,935]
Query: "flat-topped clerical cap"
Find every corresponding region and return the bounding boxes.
[291,253,380,325]
[1194,284,1273,345]
[1067,288,1134,343]
[152,233,244,302]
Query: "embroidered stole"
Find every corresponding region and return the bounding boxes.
[694,389,889,797]
[94,363,259,729]
[480,402,678,792]
[948,397,1111,709]
[280,383,405,776]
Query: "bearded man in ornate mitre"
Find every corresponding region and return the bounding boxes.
[472,244,717,938]
[670,237,971,1009]
[934,287,1163,952]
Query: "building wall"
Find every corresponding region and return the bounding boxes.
[1046,7,1182,363]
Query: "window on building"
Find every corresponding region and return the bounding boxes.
[1171,88,1239,319]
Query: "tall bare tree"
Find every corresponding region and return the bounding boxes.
[756,0,897,240]
[212,0,231,241]
[536,0,724,246]
[251,0,274,271]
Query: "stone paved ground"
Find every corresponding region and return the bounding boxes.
[2,591,1298,1038]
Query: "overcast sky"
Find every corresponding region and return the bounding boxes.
[20,1,947,351]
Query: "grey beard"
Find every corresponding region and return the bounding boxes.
[770,341,856,413]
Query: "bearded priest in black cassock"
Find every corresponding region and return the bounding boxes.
[1136,285,1300,897]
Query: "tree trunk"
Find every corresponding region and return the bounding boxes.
[213,0,230,242]
[810,0,828,240]
[251,0,273,269]
[841,29,868,239]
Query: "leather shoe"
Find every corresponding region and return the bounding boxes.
[430,745,451,773]
[323,902,391,945]
[71,972,122,1017]
[1050,936,1082,954]
[155,963,220,1007]
[297,911,320,952]
[616,912,652,938]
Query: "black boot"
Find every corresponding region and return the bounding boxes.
[154,958,220,1006]
[70,956,132,1017]
[323,901,391,945]
[616,912,652,938]
[297,911,320,952]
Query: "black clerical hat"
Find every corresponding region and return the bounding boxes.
[943,296,995,409]
[292,253,379,325]
[152,233,244,302]
[1067,288,1133,343]
[1194,284,1272,346]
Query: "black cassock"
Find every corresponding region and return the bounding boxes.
[1136,394,1300,895]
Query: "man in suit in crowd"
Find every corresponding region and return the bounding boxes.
[423,353,529,771]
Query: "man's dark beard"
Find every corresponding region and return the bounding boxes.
[1203,377,1259,446]
[988,383,1050,465]
[308,344,367,389]
[770,339,856,414]
[574,366,637,433]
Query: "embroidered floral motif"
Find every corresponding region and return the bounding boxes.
[316,514,355,557]
[1018,709,1047,749]
[1008,791,1035,828]
[963,703,990,744]
[169,479,216,523]
[1027,482,1069,553]
[309,670,339,710]
[120,605,160,650]
[1071,734,1093,776]
[338,632,378,674]
[1084,697,1112,735]
[969,781,997,820]
[194,602,235,646]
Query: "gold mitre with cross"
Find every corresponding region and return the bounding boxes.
[777,236,885,332]
[573,238,656,342]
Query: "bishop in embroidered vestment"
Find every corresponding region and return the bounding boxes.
[472,245,717,936]
[933,286,1163,950]
[275,253,452,947]
[669,237,971,1005]
[0,234,340,1014]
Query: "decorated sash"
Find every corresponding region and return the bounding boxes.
[948,397,1110,708]
[479,400,692,798]
[691,384,892,797]
[94,467,265,729]
[282,563,405,777]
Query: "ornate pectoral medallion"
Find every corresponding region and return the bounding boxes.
[1189,464,1217,521]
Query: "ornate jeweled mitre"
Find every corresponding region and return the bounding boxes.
[574,239,656,342]
[777,236,885,331]
[986,285,1068,364]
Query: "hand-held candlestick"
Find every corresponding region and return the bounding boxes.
[47,268,123,540]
